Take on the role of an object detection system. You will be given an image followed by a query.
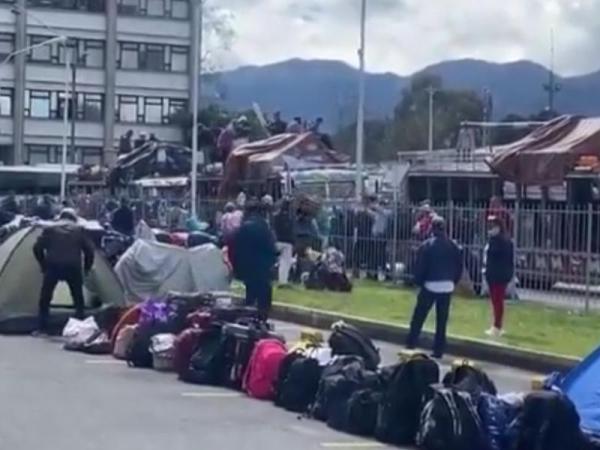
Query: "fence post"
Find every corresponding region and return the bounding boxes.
[585,203,593,313]
[391,190,399,283]
[448,200,454,239]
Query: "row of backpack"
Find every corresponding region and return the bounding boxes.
[68,298,600,450]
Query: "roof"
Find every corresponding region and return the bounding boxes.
[488,115,600,185]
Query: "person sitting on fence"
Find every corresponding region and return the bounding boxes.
[484,215,514,338]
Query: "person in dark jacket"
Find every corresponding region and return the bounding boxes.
[231,200,278,319]
[484,215,514,337]
[33,209,95,334]
[111,197,135,236]
[406,216,463,358]
[273,198,295,286]
[34,195,56,220]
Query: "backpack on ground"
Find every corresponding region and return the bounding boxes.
[443,362,497,398]
[184,326,226,385]
[375,355,440,445]
[274,351,323,413]
[243,338,287,400]
[150,333,176,372]
[113,324,137,360]
[478,393,521,450]
[508,390,587,450]
[126,325,157,368]
[174,328,207,379]
[311,355,366,422]
[344,388,383,436]
[417,386,488,450]
[328,321,380,371]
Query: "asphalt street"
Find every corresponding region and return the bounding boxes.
[0,321,538,450]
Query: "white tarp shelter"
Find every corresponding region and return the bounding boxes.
[115,239,230,300]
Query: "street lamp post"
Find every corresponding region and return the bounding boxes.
[426,86,436,152]
[355,0,366,201]
[190,0,203,218]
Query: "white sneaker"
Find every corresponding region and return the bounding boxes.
[485,327,501,337]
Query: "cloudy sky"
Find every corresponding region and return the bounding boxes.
[212,0,599,76]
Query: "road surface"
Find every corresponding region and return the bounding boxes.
[0,321,538,450]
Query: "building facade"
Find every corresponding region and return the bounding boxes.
[0,0,196,167]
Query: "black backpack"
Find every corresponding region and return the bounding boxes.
[126,325,160,368]
[443,363,497,399]
[184,327,226,385]
[328,322,380,371]
[311,355,366,421]
[274,352,322,413]
[344,388,384,436]
[375,355,440,445]
[509,391,587,450]
[417,387,488,450]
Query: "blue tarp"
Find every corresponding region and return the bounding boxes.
[562,345,600,436]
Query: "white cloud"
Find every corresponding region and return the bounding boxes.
[211,0,600,76]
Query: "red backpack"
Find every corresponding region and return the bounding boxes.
[243,339,287,400]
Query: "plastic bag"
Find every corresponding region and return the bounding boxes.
[62,317,99,345]
[150,333,176,354]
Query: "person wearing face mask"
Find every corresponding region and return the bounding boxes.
[484,216,514,337]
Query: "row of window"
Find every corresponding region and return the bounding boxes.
[18,89,187,124]
[118,0,188,20]
[26,0,105,13]
[27,144,103,165]
[0,33,189,72]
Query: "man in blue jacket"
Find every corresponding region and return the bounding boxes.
[231,200,278,320]
[406,216,463,358]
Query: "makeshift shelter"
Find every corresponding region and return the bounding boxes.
[0,226,125,333]
[115,239,230,300]
[562,346,600,436]
[488,115,600,186]
[219,133,349,196]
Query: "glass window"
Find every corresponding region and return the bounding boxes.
[28,0,105,11]
[28,90,51,118]
[0,88,12,117]
[168,98,186,120]
[171,0,188,19]
[144,97,162,123]
[146,0,164,16]
[58,39,77,65]
[170,46,188,72]
[81,147,102,165]
[84,40,104,68]
[0,34,13,59]
[29,35,53,62]
[27,145,51,164]
[81,93,103,121]
[57,92,75,119]
[118,0,139,14]
[142,44,164,71]
[119,42,138,69]
[118,96,138,122]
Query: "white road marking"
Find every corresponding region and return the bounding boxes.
[321,443,385,448]
[84,359,123,365]
[180,391,242,398]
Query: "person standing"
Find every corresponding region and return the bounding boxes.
[111,197,135,236]
[231,201,278,320]
[220,202,243,245]
[406,216,463,359]
[484,216,514,337]
[33,209,95,334]
[273,198,295,287]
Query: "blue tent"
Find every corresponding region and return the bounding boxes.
[562,345,600,436]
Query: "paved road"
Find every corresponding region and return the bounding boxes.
[0,322,538,450]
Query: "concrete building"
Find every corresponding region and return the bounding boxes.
[0,0,197,167]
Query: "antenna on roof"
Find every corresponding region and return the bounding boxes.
[543,27,561,113]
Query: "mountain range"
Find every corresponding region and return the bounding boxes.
[207,58,600,131]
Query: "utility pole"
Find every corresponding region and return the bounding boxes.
[190,0,203,217]
[426,86,436,152]
[355,0,366,200]
[543,28,561,113]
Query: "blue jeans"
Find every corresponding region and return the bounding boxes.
[406,288,451,357]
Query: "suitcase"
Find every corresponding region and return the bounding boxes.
[221,322,284,390]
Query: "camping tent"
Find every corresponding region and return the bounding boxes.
[0,226,125,333]
[115,239,230,300]
[562,346,600,436]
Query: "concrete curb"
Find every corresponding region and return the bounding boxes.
[271,303,581,374]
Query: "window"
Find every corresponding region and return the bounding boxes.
[144,97,163,124]
[78,93,103,121]
[146,0,164,16]
[27,0,105,12]
[0,34,14,60]
[26,90,51,118]
[118,0,139,14]
[0,88,12,117]
[142,44,164,71]
[119,42,139,69]
[73,146,102,165]
[27,145,53,164]
[28,35,54,62]
[117,96,138,122]
[83,40,104,68]
[171,0,188,19]
[170,46,188,72]
[167,98,186,120]
[57,39,76,65]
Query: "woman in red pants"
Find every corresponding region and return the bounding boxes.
[484,216,514,337]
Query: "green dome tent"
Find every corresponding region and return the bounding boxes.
[0,226,125,333]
